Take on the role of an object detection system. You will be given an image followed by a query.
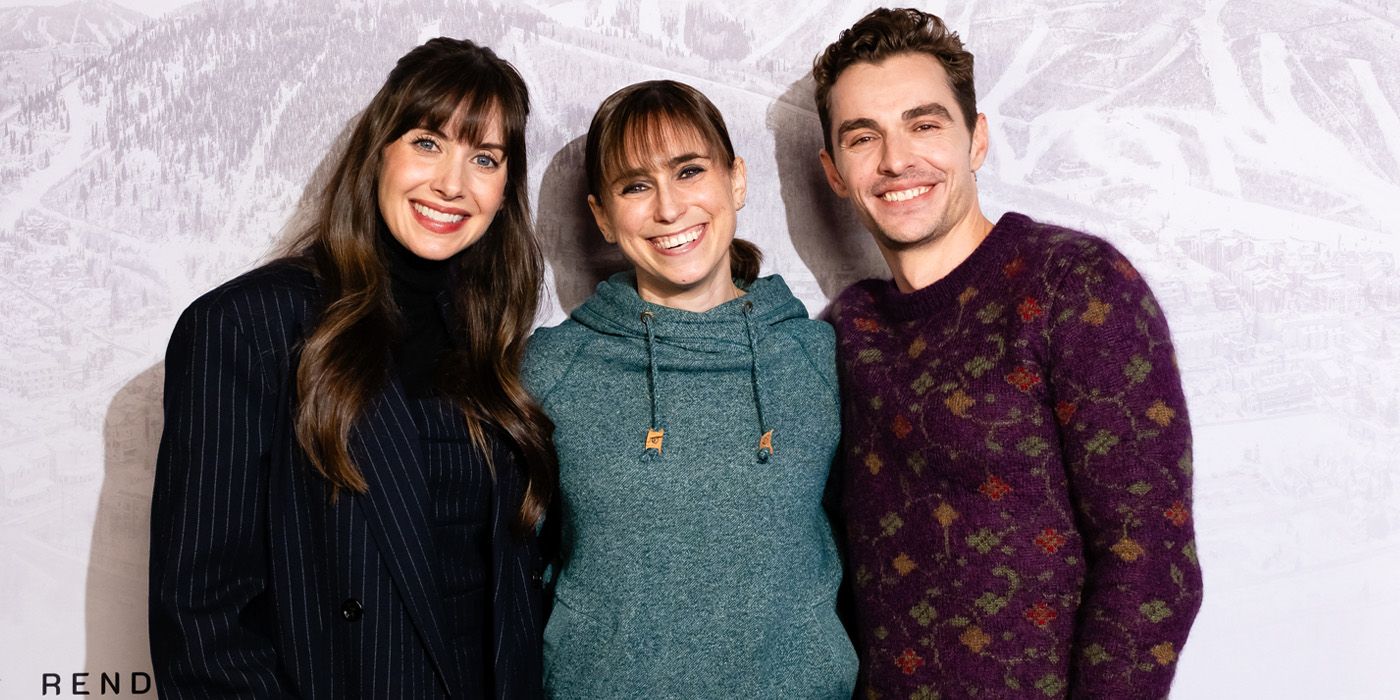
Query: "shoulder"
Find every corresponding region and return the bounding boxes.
[1001,213,1141,285]
[772,312,836,384]
[829,278,886,327]
[182,259,316,318]
[754,274,838,393]
[171,258,319,354]
[773,313,835,361]
[750,274,835,350]
[778,316,839,397]
[522,319,595,403]
[524,319,594,361]
[1006,216,1173,341]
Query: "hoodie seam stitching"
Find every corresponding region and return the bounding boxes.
[783,327,840,401]
[532,332,596,407]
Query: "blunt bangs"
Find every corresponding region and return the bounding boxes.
[604,112,728,190]
[586,80,735,197]
[387,63,527,158]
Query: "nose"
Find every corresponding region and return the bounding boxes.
[878,131,914,177]
[431,154,467,199]
[652,181,682,223]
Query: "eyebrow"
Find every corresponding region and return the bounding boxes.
[835,117,879,139]
[609,152,708,186]
[836,102,956,140]
[903,102,954,122]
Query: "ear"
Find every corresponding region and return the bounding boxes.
[587,194,615,244]
[969,112,989,172]
[819,148,849,198]
[730,156,748,210]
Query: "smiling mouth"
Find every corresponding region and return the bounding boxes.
[880,186,931,202]
[413,201,465,224]
[651,225,703,251]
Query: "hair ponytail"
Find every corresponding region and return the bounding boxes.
[730,238,762,284]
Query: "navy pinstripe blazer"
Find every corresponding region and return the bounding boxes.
[149,261,545,699]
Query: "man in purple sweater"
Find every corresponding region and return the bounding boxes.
[811,8,1202,698]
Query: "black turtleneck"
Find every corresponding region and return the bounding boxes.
[382,230,493,695]
[382,229,458,397]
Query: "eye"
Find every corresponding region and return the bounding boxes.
[846,133,876,148]
[472,153,501,169]
[410,134,441,152]
[913,121,939,133]
[677,164,705,179]
[619,181,649,196]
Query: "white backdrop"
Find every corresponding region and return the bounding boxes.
[1,0,1398,697]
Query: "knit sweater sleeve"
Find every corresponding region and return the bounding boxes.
[1042,239,1202,699]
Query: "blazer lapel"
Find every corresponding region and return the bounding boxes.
[349,377,461,697]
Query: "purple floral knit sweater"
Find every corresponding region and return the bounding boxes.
[831,213,1202,699]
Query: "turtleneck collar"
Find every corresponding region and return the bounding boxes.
[379,226,459,397]
[380,226,457,296]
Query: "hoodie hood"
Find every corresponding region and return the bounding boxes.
[570,271,811,462]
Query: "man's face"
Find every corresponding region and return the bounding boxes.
[820,52,988,253]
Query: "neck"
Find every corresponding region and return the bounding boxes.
[636,274,744,313]
[884,207,995,293]
[380,227,454,294]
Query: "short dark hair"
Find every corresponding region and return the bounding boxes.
[584,80,762,283]
[811,7,977,152]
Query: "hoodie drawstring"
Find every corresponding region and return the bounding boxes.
[638,303,774,464]
[742,301,774,463]
[640,310,666,460]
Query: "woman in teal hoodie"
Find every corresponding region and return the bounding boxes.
[523,80,857,698]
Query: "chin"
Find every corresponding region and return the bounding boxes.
[410,245,452,261]
[418,235,478,260]
[872,224,941,251]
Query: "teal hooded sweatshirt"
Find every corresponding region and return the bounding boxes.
[523,271,857,699]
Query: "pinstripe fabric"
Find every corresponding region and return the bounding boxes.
[412,395,493,698]
[149,261,546,699]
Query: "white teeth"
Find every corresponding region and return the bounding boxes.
[652,226,702,250]
[413,202,465,223]
[880,186,931,202]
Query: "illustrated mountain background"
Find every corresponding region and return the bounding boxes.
[1,1,1397,697]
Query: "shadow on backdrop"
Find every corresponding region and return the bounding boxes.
[269,113,358,257]
[81,113,358,692]
[86,363,163,688]
[82,117,356,692]
[766,76,885,309]
[537,134,628,315]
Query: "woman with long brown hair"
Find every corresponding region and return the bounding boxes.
[149,37,554,699]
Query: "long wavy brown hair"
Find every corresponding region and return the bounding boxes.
[285,37,554,533]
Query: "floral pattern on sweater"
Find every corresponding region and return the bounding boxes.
[832,213,1202,699]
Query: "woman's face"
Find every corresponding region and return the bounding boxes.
[588,124,747,309]
[377,114,508,261]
